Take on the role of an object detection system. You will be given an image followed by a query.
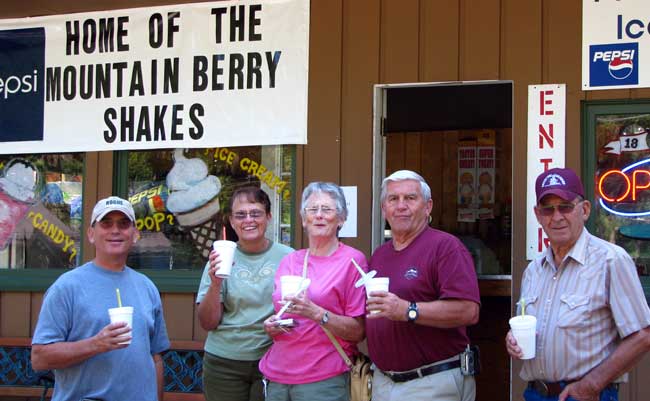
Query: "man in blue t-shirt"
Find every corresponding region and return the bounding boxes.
[32,196,170,401]
[366,170,481,401]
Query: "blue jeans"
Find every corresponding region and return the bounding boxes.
[523,383,618,401]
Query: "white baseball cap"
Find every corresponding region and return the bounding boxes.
[91,196,136,225]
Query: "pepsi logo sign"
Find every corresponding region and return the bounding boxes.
[609,57,634,80]
[589,43,639,87]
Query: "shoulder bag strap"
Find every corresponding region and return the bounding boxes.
[302,250,353,368]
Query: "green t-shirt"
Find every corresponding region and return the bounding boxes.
[196,241,293,360]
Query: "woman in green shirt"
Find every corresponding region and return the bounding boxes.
[196,186,293,401]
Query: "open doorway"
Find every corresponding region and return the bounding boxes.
[371,80,513,401]
[372,81,513,275]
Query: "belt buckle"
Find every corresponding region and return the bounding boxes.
[532,380,550,397]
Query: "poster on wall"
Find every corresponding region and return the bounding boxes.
[526,84,566,260]
[0,0,309,154]
[457,139,477,222]
[582,0,648,90]
[477,130,495,220]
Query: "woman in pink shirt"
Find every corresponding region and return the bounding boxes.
[259,182,368,401]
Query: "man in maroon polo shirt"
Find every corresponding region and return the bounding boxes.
[366,170,480,401]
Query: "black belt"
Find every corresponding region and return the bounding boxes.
[527,380,619,397]
[381,360,461,383]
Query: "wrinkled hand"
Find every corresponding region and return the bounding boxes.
[284,291,324,322]
[505,330,524,359]
[93,322,131,353]
[263,315,292,337]
[366,291,408,321]
[558,380,600,401]
[207,250,225,286]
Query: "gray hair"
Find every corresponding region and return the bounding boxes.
[380,170,432,203]
[300,182,348,222]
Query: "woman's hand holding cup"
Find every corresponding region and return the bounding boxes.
[207,250,225,286]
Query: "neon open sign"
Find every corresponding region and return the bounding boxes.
[598,158,650,217]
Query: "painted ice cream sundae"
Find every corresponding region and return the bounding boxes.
[166,149,222,258]
[0,159,41,249]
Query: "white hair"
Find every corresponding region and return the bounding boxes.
[380,170,432,203]
[300,182,348,222]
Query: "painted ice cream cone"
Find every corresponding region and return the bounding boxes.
[189,218,221,259]
[166,149,222,257]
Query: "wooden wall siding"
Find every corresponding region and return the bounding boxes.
[162,294,196,341]
[0,293,31,337]
[379,0,419,84]
[460,0,500,80]
[29,293,43,337]
[419,0,460,82]
[339,0,380,253]
[303,0,343,186]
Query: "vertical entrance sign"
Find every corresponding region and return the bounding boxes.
[526,84,566,260]
[0,0,309,153]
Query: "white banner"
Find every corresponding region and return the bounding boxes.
[526,84,566,260]
[0,0,309,154]
[583,0,648,90]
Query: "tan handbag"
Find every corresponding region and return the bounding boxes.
[322,327,372,401]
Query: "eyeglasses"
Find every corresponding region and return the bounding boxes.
[304,205,337,216]
[537,201,582,217]
[232,210,266,220]
[97,218,133,230]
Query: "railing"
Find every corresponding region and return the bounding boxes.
[0,338,205,400]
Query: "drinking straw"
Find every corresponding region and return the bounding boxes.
[350,258,368,278]
[520,297,526,316]
[116,288,123,308]
[222,225,227,240]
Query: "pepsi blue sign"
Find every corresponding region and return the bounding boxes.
[589,43,639,87]
[0,28,45,143]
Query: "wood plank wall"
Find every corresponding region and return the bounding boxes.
[3,1,650,400]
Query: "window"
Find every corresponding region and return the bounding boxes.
[584,100,650,273]
[0,153,84,269]
[124,146,295,270]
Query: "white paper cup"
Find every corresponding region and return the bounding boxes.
[365,277,389,314]
[213,240,237,278]
[108,306,133,345]
[509,315,537,359]
[280,275,304,300]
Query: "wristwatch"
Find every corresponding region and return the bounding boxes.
[407,302,419,322]
[320,310,330,325]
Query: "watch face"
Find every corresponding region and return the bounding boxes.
[321,311,329,325]
[408,309,418,319]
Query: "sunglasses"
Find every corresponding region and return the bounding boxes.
[97,218,133,230]
[536,201,582,217]
[232,210,266,220]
